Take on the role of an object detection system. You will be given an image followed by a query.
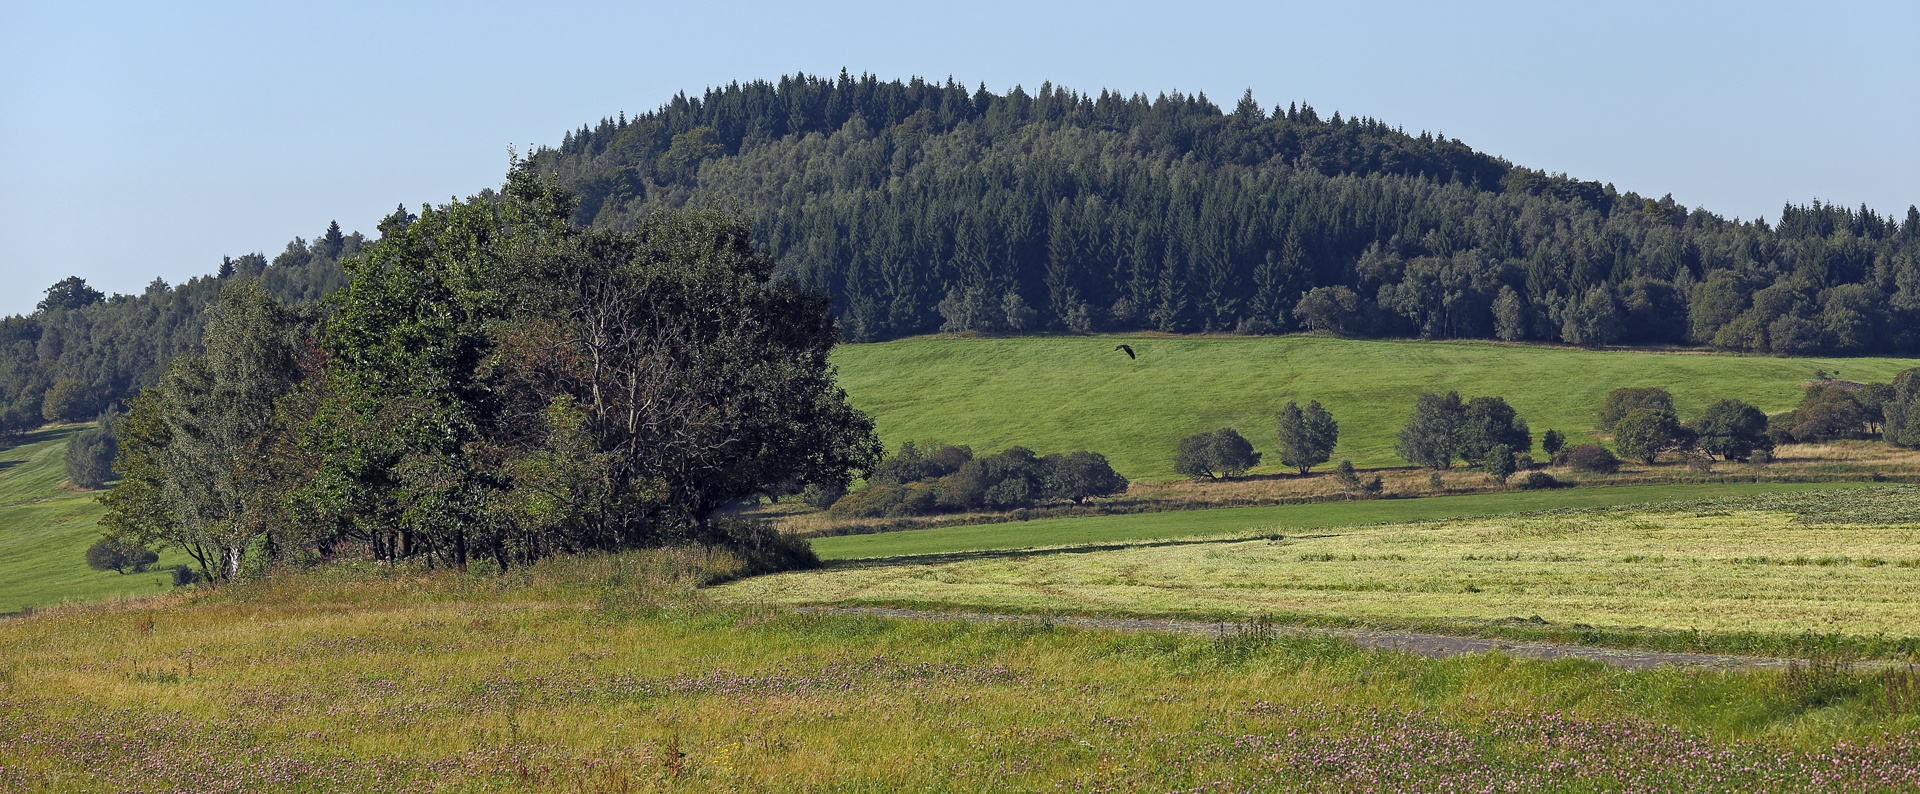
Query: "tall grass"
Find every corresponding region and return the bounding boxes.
[3,551,1920,791]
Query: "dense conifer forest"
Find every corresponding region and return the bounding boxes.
[533,72,1920,350]
[5,71,1918,440]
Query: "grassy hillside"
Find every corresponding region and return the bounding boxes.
[808,481,1873,561]
[0,426,185,613]
[832,334,1920,479]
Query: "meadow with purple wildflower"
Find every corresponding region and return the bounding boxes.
[2,550,1918,792]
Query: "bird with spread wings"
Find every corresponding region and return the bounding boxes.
[1114,344,1135,360]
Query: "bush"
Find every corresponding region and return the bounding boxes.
[1041,450,1128,503]
[1613,408,1684,464]
[799,482,845,509]
[64,422,118,489]
[1693,399,1771,462]
[1793,385,1869,442]
[1564,444,1620,474]
[1395,391,1465,469]
[1599,387,1674,431]
[1540,429,1566,457]
[1174,428,1260,480]
[1484,444,1516,484]
[169,564,203,586]
[1459,396,1530,465]
[84,536,156,574]
[827,481,938,518]
[1517,471,1565,490]
[1361,475,1384,496]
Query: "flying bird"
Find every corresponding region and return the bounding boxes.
[1114,344,1135,360]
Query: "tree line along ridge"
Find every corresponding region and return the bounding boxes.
[4,71,1920,445]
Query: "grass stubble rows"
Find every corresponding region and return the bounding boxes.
[0,539,1916,792]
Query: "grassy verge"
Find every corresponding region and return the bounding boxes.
[2,553,1918,791]
[833,334,1920,478]
[0,426,188,613]
[808,480,1875,560]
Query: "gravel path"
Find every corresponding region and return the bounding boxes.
[798,606,1803,671]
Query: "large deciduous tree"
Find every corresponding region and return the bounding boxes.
[1395,391,1465,469]
[1275,400,1338,475]
[303,162,880,568]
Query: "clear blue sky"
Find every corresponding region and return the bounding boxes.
[3,1,1915,317]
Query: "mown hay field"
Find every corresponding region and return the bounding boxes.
[809,480,1872,561]
[832,334,1920,478]
[4,552,1920,792]
[723,488,1920,648]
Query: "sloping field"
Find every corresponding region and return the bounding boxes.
[831,335,1920,478]
[0,427,185,613]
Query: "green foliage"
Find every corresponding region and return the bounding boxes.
[304,164,880,569]
[1599,387,1674,432]
[531,75,1920,356]
[1692,399,1771,461]
[1333,460,1361,495]
[1613,408,1685,464]
[40,378,94,424]
[1565,444,1621,474]
[1395,391,1465,470]
[1458,395,1530,465]
[1175,428,1260,480]
[1484,444,1517,484]
[1541,429,1566,457]
[62,421,116,489]
[1275,400,1338,475]
[1883,368,1920,448]
[1792,385,1869,442]
[100,280,318,583]
[36,277,104,313]
[1517,471,1564,490]
[84,536,156,574]
[1042,450,1129,504]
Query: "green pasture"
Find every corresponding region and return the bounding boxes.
[0,426,184,613]
[809,481,1876,561]
[831,334,1919,478]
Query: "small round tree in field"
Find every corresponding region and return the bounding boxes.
[1276,400,1338,475]
[1693,399,1771,461]
[85,536,157,574]
[1485,444,1517,484]
[1614,408,1683,464]
[1043,451,1129,504]
[1174,428,1261,480]
[1541,430,1566,458]
[1564,444,1621,474]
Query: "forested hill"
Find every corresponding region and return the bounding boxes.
[0,223,359,436]
[531,71,1920,352]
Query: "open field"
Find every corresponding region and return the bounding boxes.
[720,487,1920,656]
[807,481,1876,561]
[0,426,186,614]
[3,553,1918,792]
[832,334,1920,478]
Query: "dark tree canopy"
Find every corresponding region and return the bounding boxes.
[1692,399,1771,461]
[1174,427,1261,480]
[1613,408,1685,464]
[1275,400,1338,475]
[1458,396,1531,466]
[1395,391,1466,470]
[1599,387,1674,432]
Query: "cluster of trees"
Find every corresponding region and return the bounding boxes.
[0,222,360,444]
[98,166,879,583]
[828,440,1127,518]
[531,72,1920,356]
[1173,400,1340,481]
[1394,393,1533,480]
